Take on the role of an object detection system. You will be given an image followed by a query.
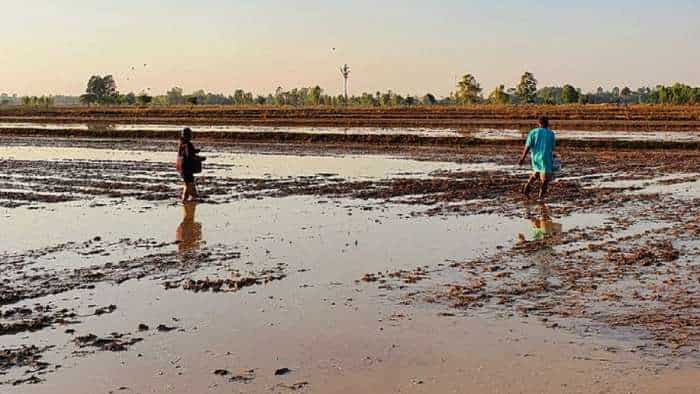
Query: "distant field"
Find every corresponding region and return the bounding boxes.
[2,104,700,130]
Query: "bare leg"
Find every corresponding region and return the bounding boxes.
[190,181,199,201]
[181,183,189,202]
[522,173,538,196]
[182,182,196,203]
[538,173,551,200]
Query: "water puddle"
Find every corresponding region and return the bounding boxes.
[0,122,460,137]
[470,128,700,142]
[1,142,698,392]
[592,173,700,198]
[0,146,507,180]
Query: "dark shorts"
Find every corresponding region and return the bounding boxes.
[181,172,195,183]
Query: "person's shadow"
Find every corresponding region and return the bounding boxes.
[176,202,203,256]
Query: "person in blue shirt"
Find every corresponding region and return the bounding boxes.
[518,116,556,200]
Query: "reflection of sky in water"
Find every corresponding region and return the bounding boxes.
[1,197,529,273]
[0,122,460,137]
[3,122,697,141]
[470,129,700,142]
[0,122,700,142]
[592,173,700,199]
[0,146,511,180]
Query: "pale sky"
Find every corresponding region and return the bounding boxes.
[2,0,699,97]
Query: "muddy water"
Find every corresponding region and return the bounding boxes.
[592,173,700,198]
[1,143,699,393]
[471,128,700,141]
[2,121,699,142]
[0,122,460,137]
[0,146,511,180]
[0,198,664,393]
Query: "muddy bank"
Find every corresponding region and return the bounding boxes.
[2,127,700,150]
[3,105,700,130]
[1,144,697,209]
[1,139,699,391]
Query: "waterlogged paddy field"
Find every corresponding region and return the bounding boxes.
[0,122,462,138]
[0,137,699,393]
[471,128,700,142]
[2,121,700,142]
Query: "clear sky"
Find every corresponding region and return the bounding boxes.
[2,0,699,97]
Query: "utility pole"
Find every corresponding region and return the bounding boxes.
[339,64,350,105]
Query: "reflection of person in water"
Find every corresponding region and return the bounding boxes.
[518,204,563,285]
[529,213,562,241]
[176,202,203,254]
[524,204,562,241]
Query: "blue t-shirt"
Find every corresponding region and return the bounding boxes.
[526,128,556,173]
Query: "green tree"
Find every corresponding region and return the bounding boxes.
[455,74,482,104]
[232,89,246,105]
[537,87,561,104]
[122,92,137,105]
[309,86,323,106]
[189,90,206,105]
[79,93,98,106]
[85,75,118,104]
[379,91,392,107]
[422,93,437,105]
[561,84,580,104]
[390,92,404,106]
[136,92,152,105]
[166,87,185,105]
[487,85,510,105]
[516,72,538,104]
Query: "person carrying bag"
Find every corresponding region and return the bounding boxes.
[177,127,206,203]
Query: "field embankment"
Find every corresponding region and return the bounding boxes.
[3,127,699,150]
[2,104,700,130]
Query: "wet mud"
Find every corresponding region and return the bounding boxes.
[1,136,699,391]
[3,105,700,130]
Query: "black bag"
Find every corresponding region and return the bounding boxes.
[192,158,202,174]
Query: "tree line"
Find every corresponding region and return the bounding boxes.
[453,72,700,105]
[3,72,700,107]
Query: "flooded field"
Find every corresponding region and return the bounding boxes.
[1,136,699,393]
[2,121,700,143]
[471,128,700,142]
[0,122,461,138]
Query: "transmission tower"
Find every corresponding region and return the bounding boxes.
[339,64,350,104]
